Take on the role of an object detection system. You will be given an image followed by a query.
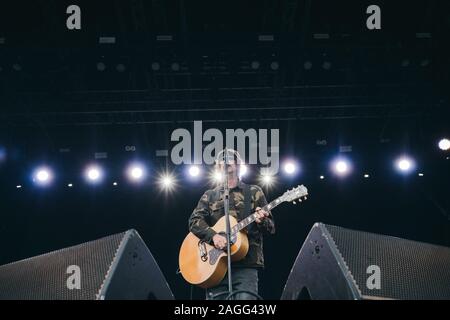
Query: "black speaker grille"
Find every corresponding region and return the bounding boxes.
[325,224,450,300]
[0,232,125,299]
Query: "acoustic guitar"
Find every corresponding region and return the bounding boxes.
[178,185,308,288]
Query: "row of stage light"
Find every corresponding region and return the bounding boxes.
[12,154,440,191]
[13,138,450,190]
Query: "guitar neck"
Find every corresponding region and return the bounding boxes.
[232,198,283,234]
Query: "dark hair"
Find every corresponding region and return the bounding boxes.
[215,148,243,165]
[214,149,243,180]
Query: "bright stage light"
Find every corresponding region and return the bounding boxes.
[260,174,275,187]
[131,167,143,179]
[68,183,73,187]
[162,176,173,186]
[239,164,248,178]
[438,138,450,151]
[88,168,100,180]
[126,164,146,182]
[36,170,50,182]
[283,161,297,175]
[159,173,176,191]
[33,167,53,186]
[395,156,415,174]
[188,165,201,178]
[398,159,411,171]
[331,158,351,177]
[364,174,370,178]
[211,171,223,183]
[85,165,103,183]
[335,161,348,173]
[113,182,118,186]
[319,175,325,180]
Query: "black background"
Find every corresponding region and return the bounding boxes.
[0,0,449,300]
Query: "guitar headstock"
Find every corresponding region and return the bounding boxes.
[280,185,308,204]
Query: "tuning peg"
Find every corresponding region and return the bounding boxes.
[304,196,307,200]
[293,201,296,205]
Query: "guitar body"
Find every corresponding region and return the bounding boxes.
[178,215,249,288]
[178,184,308,289]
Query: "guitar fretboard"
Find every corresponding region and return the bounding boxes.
[231,197,283,235]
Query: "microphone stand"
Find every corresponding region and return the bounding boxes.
[222,152,233,298]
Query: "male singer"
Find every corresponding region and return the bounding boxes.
[189,149,275,300]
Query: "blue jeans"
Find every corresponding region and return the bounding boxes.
[206,268,259,300]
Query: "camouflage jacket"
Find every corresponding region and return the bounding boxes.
[188,181,275,268]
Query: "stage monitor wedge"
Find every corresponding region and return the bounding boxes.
[0,229,174,300]
[281,223,450,300]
